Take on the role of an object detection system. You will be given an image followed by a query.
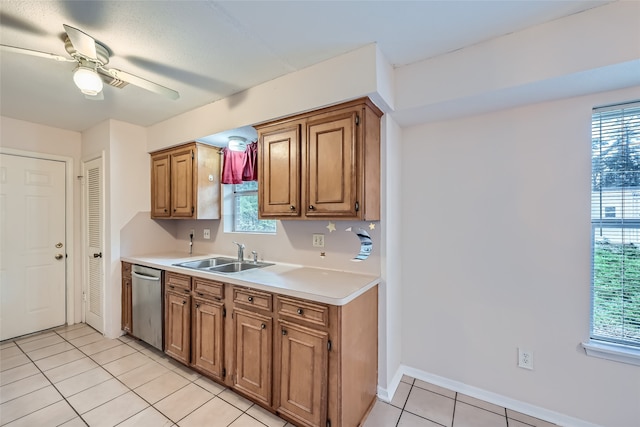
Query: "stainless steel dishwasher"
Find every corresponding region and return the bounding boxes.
[131,265,163,351]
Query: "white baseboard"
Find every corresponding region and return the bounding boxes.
[377,365,603,427]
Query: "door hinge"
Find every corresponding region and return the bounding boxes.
[222,368,226,378]
[327,340,332,351]
[191,206,195,214]
[82,292,86,302]
[355,115,360,125]
[355,201,359,212]
[223,307,226,317]
[327,419,331,427]
[191,150,194,160]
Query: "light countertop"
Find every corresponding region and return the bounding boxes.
[121,253,379,306]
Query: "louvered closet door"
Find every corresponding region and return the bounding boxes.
[84,157,104,332]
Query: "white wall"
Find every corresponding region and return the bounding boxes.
[400,86,640,427]
[0,117,83,323]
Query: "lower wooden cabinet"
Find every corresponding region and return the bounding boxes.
[192,297,225,380]
[155,268,378,427]
[233,309,272,406]
[276,320,328,427]
[121,262,132,333]
[164,290,191,364]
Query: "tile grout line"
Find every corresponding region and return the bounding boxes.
[5,330,88,426]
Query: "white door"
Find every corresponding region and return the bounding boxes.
[0,154,66,340]
[83,158,104,332]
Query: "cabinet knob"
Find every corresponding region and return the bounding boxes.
[248,296,253,302]
[308,205,315,210]
[289,205,296,211]
[182,300,186,305]
[261,323,266,329]
[164,209,167,213]
[183,289,190,294]
[282,329,287,336]
[173,209,177,212]
[297,308,304,315]
[196,303,200,309]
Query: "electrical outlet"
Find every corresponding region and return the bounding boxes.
[203,229,211,239]
[312,234,325,247]
[518,348,534,370]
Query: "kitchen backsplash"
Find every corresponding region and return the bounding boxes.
[120,212,381,276]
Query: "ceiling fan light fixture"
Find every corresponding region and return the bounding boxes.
[73,65,103,96]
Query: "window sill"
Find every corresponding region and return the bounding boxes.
[582,340,640,366]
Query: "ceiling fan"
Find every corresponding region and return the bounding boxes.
[0,24,179,101]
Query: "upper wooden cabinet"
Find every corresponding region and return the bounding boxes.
[150,142,221,219]
[256,98,382,221]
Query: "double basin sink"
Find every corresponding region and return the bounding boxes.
[173,257,274,274]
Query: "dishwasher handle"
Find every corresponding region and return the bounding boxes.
[132,272,161,281]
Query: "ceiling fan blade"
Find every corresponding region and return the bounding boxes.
[0,44,74,62]
[63,24,97,60]
[103,67,179,100]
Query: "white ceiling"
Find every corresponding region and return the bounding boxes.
[0,0,612,134]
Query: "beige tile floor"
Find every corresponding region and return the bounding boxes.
[0,323,558,427]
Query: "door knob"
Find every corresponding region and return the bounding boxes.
[55,254,64,260]
[93,252,102,258]
[55,242,63,248]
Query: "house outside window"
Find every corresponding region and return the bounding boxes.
[232,181,276,233]
[589,102,640,363]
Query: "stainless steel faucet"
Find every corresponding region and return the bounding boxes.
[233,242,245,261]
[251,251,258,263]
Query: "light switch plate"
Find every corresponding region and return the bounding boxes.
[203,229,211,239]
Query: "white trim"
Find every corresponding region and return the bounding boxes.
[377,364,604,427]
[0,147,76,327]
[582,340,640,366]
[377,366,403,402]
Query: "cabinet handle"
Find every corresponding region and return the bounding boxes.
[308,205,315,210]
[248,296,253,302]
[197,292,204,296]
[289,205,295,211]
[297,308,304,315]
[282,329,287,336]
[261,323,266,329]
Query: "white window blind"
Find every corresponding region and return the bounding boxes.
[591,101,640,348]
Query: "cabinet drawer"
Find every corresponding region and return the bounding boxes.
[193,278,224,300]
[122,262,132,276]
[233,287,272,312]
[276,296,329,327]
[166,272,192,293]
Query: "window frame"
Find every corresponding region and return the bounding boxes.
[228,181,276,234]
[585,101,640,366]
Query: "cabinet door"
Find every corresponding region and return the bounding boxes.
[121,275,132,333]
[258,123,301,218]
[276,321,328,427]
[170,148,194,217]
[192,298,224,380]
[151,153,171,217]
[233,310,272,406]
[165,291,190,364]
[306,111,358,217]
